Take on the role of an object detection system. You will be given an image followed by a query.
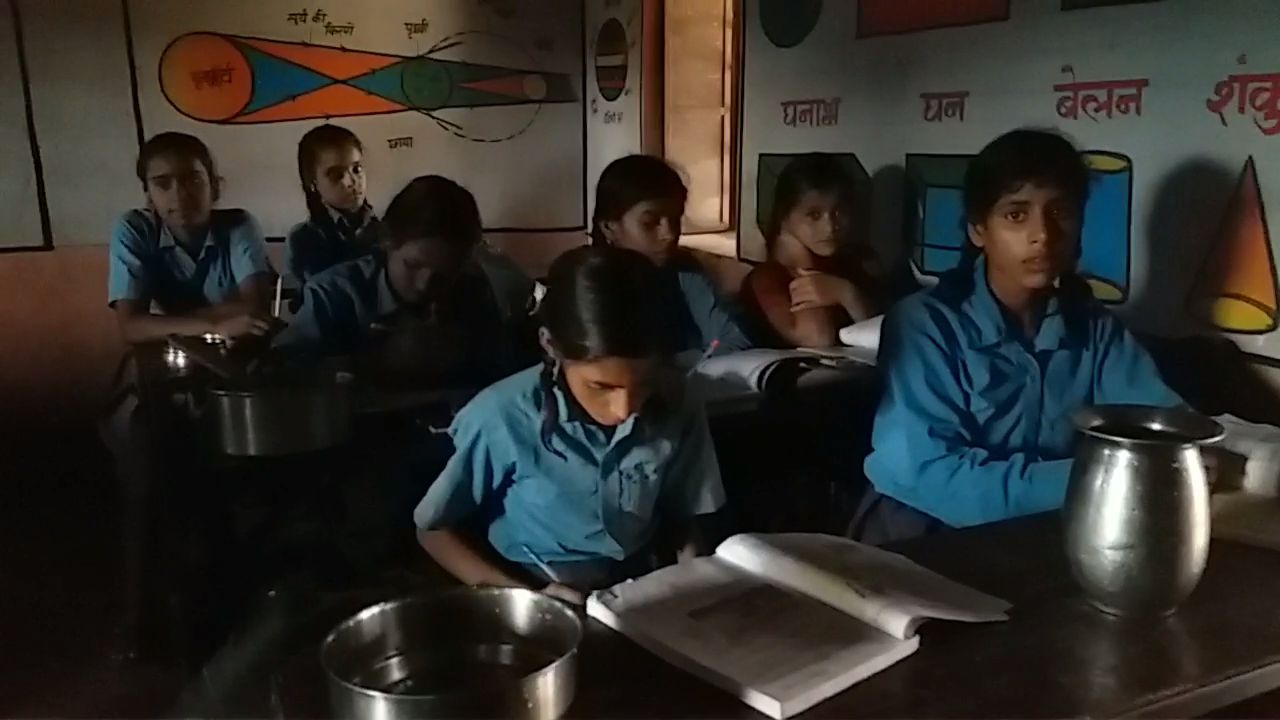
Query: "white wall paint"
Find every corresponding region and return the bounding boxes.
[20,0,138,247]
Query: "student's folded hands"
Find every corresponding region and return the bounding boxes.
[789,268,853,311]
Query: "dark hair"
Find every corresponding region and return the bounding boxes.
[960,128,1090,267]
[765,153,859,249]
[380,175,482,251]
[135,132,220,200]
[297,123,363,222]
[590,155,687,245]
[963,128,1089,225]
[535,245,668,453]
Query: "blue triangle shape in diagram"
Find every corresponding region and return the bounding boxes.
[234,42,336,114]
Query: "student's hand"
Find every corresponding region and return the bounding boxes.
[789,269,853,311]
[542,583,586,606]
[213,313,274,339]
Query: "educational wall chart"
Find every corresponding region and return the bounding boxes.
[128,0,585,236]
[0,0,47,249]
[584,0,644,223]
[740,0,1280,361]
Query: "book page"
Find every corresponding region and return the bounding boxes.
[716,533,1010,640]
[588,557,918,719]
[688,348,876,403]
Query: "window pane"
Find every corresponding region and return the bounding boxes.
[665,0,735,234]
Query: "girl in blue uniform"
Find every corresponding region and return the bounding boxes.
[108,132,273,344]
[590,155,751,358]
[104,132,274,656]
[414,245,726,604]
[284,124,380,283]
[856,129,1182,543]
[274,175,536,387]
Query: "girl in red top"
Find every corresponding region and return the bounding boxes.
[742,154,882,348]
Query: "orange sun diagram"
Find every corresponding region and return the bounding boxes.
[159,32,576,138]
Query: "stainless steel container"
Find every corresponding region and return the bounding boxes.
[207,371,353,456]
[1065,405,1224,617]
[322,589,581,720]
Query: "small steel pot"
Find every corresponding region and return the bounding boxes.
[207,371,353,457]
[1065,405,1224,617]
[321,589,581,720]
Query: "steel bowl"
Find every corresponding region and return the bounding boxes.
[206,370,353,457]
[321,588,581,720]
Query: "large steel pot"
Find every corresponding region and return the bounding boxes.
[207,371,353,457]
[322,588,581,719]
[1065,405,1224,617]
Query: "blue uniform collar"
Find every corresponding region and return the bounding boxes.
[156,212,216,258]
[326,202,377,238]
[549,370,641,445]
[965,257,1076,352]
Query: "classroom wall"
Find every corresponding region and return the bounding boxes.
[0,0,609,433]
[739,0,1280,367]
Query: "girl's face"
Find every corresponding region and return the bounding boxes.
[561,355,659,427]
[781,189,845,257]
[968,182,1080,293]
[602,198,684,267]
[384,236,466,308]
[144,153,214,233]
[313,143,366,212]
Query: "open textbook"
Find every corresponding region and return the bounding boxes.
[587,533,1010,719]
[687,346,877,401]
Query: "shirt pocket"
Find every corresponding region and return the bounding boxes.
[616,463,662,520]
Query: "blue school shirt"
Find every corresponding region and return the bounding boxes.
[863,258,1182,528]
[283,204,379,282]
[107,208,271,311]
[663,253,752,355]
[413,365,726,564]
[273,249,536,384]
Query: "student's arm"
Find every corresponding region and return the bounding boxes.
[225,210,275,315]
[112,300,272,345]
[409,402,590,601]
[271,280,357,356]
[789,268,879,323]
[746,265,839,347]
[1092,312,1184,407]
[417,528,529,588]
[662,402,727,557]
[864,302,1072,528]
[679,270,753,354]
[107,215,271,344]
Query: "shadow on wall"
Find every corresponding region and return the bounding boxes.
[869,164,906,271]
[1133,157,1280,424]
[1129,158,1237,335]
[872,163,926,302]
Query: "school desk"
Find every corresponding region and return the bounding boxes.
[172,511,1280,718]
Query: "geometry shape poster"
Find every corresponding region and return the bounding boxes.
[1188,157,1278,335]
